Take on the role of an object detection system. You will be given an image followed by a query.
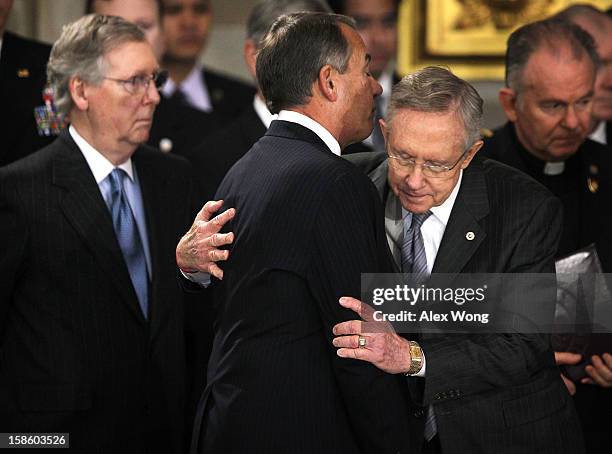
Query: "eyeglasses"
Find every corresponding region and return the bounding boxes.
[103,70,168,96]
[387,147,470,178]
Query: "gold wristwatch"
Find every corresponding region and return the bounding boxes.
[405,340,424,375]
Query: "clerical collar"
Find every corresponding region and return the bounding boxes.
[509,124,566,176]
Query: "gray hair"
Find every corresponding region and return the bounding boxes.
[505,18,599,93]
[387,66,483,148]
[256,11,356,114]
[247,0,331,49]
[47,14,146,115]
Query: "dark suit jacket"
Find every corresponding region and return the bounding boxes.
[0,131,199,453]
[148,95,222,158]
[191,120,412,454]
[482,122,612,453]
[346,151,584,454]
[0,31,54,167]
[201,68,255,119]
[481,122,612,272]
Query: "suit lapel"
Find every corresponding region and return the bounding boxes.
[52,133,146,325]
[133,150,170,339]
[432,158,489,276]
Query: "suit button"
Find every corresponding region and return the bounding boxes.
[413,409,424,418]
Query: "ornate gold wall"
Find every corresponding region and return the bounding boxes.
[398,0,612,80]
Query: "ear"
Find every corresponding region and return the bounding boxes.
[499,87,519,123]
[69,76,89,111]
[243,39,258,81]
[317,64,338,102]
[379,118,388,146]
[460,139,483,169]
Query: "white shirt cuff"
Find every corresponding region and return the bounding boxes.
[181,269,211,287]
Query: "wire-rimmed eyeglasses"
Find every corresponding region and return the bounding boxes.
[104,70,168,96]
[387,146,470,178]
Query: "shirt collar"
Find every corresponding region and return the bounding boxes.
[253,94,277,129]
[401,170,463,228]
[277,110,341,156]
[377,68,393,115]
[589,120,607,146]
[161,65,212,112]
[69,125,134,184]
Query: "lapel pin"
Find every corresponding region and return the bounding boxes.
[159,138,173,153]
[466,231,475,241]
[17,68,30,78]
[587,177,599,194]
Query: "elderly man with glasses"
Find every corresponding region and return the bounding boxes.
[331,66,584,453]
[0,14,221,453]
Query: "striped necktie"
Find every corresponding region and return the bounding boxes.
[108,168,149,318]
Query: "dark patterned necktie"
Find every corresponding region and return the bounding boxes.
[402,210,437,440]
[401,210,432,282]
[108,168,149,318]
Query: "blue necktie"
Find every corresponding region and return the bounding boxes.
[401,210,437,440]
[108,168,149,318]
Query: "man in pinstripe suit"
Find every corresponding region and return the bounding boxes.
[181,12,413,454]
[333,67,584,453]
[0,15,204,453]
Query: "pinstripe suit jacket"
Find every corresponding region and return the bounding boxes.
[191,120,412,454]
[0,131,199,453]
[346,151,585,454]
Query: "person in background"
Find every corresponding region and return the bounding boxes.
[87,0,222,156]
[330,0,400,152]
[557,5,612,148]
[481,18,612,453]
[160,0,255,120]
[0,0,55,166]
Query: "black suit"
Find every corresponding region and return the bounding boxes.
[188,103,266,201]
[148,95,222,158]
[191,120,412,454]
[481,122,612,272]
[201,68,255,119]
[0,131,199,453]
[482,122,612,453]
[346,151,584,453]
[0,31,54,167]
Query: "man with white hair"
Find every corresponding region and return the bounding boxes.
[0,14,209,452]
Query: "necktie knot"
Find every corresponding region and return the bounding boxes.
[109,168,127,193]
[408,210,432,231]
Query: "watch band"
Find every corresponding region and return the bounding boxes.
[405,340,424,375]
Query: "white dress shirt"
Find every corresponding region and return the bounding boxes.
[253,95,277,129]
[277,110,341,156]
[162,65,213,113]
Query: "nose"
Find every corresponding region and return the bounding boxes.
[405,165,425,189]
[562,105,579,130]
[144,80,161,105]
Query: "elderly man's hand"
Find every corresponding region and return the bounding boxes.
[582,353,612,388]
[176,200,235,280]
[555,351,582,395]
[332,296,412,375]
